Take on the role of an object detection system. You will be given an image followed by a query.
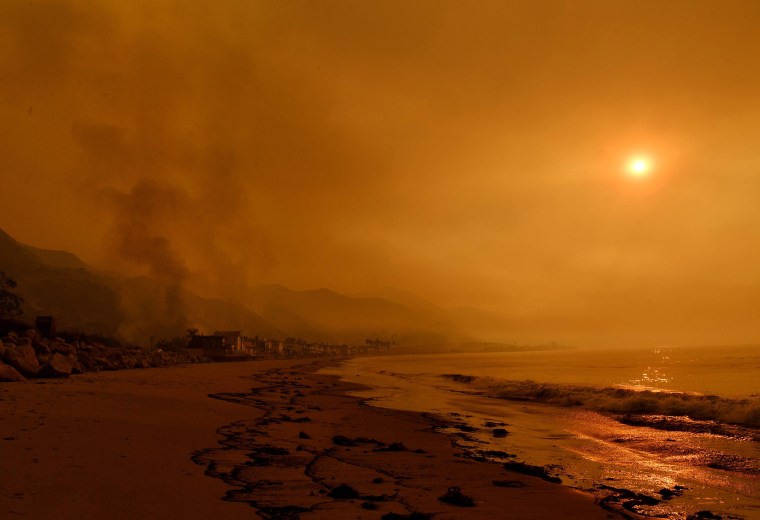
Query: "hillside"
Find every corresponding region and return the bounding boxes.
[0,229,281,344]
[0,229,123,335]
[0,229,511,346]
[244,284,469,344]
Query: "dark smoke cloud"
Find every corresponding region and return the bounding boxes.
[111,179,189,333]
[112,181,189,285]
[73,117,274,337]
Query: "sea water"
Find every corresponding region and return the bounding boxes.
[321,345,760,519]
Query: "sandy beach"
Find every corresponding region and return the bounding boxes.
[1,360,623,519]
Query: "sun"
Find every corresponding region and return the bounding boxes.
[626,156,652,178]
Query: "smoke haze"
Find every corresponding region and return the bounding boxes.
[2,1,760,346]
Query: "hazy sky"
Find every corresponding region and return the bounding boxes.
[2,1,760,346]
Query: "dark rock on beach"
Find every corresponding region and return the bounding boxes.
[442,374,476,383]
[0,329,207,382]
[0,362,27,382]
[492,479,526,487]
[481,450,516,459]
[332,434,357,446]
[381,513,433,520]
[327,483,360,499]
[38,352,73,378]
[438,486,476,507]
[686,511,722,520]
[375,442,407,452]
[658,486,686,500]
[503,461,562,484]
[598,484,662,515]
[2,343,40,377]
[332,434,384,447]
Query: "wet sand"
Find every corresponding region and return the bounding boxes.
[0,360,623,519]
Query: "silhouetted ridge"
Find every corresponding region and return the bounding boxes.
[244,283,469,344]
[0,229,281,344]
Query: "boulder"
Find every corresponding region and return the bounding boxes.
[0,339,5,357]
[65,354,84,374]
[38,353,73,378]
[51,341,74,355]
[2,344,40,377]
[327,483,360,499]
[94,357,116,371]
[439,486,476,507]
[150,352,169,367]
[32,340,51,356]
[107,352,128,369]
[16,337,32,347]
[0,363,27,382]
[76,350,95,371]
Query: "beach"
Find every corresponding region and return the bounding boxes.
[0,359,621,519]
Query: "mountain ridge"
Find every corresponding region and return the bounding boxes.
[0,228,282,344]
[0,229,509,345]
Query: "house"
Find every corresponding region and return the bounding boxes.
[188,335,226,358]
[213,331,244,354]
[266,339,284,356]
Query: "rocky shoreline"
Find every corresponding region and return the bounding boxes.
[0,330,205,382]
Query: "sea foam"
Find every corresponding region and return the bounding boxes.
[441,373,760,430]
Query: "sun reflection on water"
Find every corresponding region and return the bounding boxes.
[562,409,760,518]
[624,347,678,391]
[327,347,760,518]
[628,366,674,388]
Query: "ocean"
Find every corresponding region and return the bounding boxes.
[322,345,760,519]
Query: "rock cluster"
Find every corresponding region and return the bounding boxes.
[0,330,206,382]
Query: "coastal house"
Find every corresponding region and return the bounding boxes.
[242,336,274,357]
[266,339,284,356]
[365,338,394,354]
[188,335,226,358]
[284,338,307,357]
[213,331,245,354]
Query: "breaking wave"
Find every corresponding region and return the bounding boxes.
[441,374,760,430]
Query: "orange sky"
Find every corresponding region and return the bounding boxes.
[2,0,759,346]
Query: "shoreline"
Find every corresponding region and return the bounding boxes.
[193,359,626,519]
[1,359,626,519]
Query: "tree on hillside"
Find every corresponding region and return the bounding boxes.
[0,271,24,318]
